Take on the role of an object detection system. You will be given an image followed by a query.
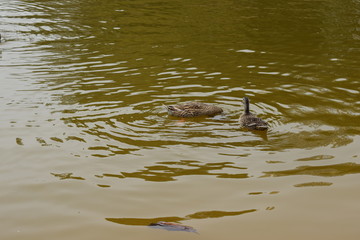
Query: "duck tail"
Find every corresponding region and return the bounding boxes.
[258,126,268,130]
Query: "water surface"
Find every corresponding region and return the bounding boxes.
[1,0,359,239]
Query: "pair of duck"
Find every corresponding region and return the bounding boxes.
[165,97,268,131]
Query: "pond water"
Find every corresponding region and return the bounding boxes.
[1,0,359,239]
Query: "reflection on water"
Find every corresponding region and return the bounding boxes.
[263,162,360,177]
[51,172,85,181]
[296,155,335,161]
[1,0,360,239]
[103,160,248,182]
[106,209,256,226]
[294,182,333,188]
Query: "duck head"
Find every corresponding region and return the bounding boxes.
[243,97,250,114]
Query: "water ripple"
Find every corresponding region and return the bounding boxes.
[1,0,359,160]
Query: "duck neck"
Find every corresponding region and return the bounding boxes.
[244,98,250,114]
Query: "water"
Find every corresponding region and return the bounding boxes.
[1,0,359,239]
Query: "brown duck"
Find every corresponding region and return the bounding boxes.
[165,102,223,118]
[239,97,268,130]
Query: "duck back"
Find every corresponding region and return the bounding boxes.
[239,112,268,130]
[239,97,268,130]
[166,102,223,118]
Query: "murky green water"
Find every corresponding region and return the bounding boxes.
[1,0,359,239]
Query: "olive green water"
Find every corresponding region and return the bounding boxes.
[1,0,360,239]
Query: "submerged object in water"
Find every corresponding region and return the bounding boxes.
[148,221,197,233]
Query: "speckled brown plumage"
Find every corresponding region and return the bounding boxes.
[165,102,223,118]
[239,97,268,131]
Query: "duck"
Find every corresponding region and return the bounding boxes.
[239,97,268,130]
[165,102,223,118]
